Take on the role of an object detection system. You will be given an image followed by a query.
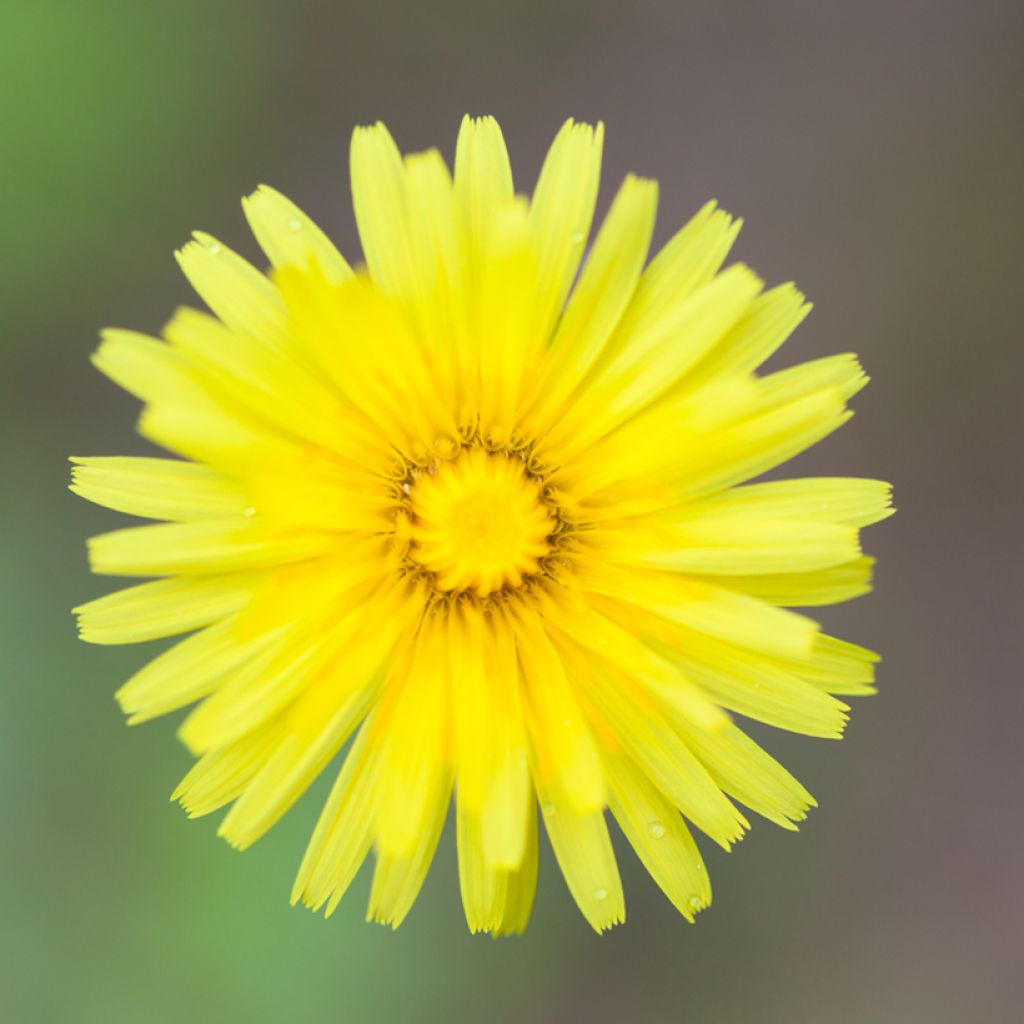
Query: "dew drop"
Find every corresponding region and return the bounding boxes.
[688,895,703,912]
[401,481,411,494]
[648,820,666,839]
[206,241,221,255]
[570,229,585,245]
[287,217,302,232]
[242,506,256,517]
[542,802,556,818]
[594,887,608,902]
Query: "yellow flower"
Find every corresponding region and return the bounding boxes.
[72,116,891,934]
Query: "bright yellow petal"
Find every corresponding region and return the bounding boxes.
[367,766,452,929]
[672,721,816,831]
[74,574,258,645]
[603,748,711,921]
[69,457,248,521]
[454,114,514,249]
[291,718,380,914]
[242,184,353,283]
[350,122,415,300]
[88,519,333,577]
[116,617,284,724]
[526,118,604,343]
[456,797,509,934]
[526,174,658,434]
[175,232,287,347]
[374,613,451,858]
[533,786,624,933]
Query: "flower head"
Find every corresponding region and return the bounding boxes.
[73,116,891,933]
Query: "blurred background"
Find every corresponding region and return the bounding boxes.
[2,1,1022,1020]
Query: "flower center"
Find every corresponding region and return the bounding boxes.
[408,448,555,596]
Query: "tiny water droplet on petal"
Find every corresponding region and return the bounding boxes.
[594,887,608,901]
[542,802,556,817]
[242,506,256,517]
[287,217,302,232]
[648,820,666,839]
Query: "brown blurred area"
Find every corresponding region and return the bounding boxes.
[2,1,1022,1021]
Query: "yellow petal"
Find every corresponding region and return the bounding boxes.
[454,114,514,250]
[292,719,380,914]
[511,601,605,813]
[242,184,352,283]
[116,617,284,724]
[527,118,604,343]
[374,613,451,858]
[714,556,876,608]
[682,282,811,390]
[539,264,761,462]
[172,718,285,818]
[449,604,530,868]
[70,457,248,521]
[672,721,817,831]
[175,232,287,347]
[491,805,539,936]
[526,174,658,433]
[456,798,509,934]
[603,748,711,921]
[532,785,624,934]
[74,574,258,645]
[88,519,333,577]
[367,765,452,928]
[350,123,415,300]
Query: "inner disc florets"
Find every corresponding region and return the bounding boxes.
[406,447,556,596]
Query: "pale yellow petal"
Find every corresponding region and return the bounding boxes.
[172,718,285,818]
[116,617,284,724]
[672,721,817,831]
[456,798,509,934]
[714,556,875,608]
[526,174,658,434]
[218,579,424,849]
[664,627,850,739]
[175,232,287,347]
[350,123,415,299]
[603,748,711,921]
[552,632,747,849]
[682,282,811,390]
[74,574,258,645]
[539,264,761,462]
[527,118,604,343]
[367,766,452,928]
[454,114,514,248]
[70,457,248,521]
[592,518,861,576]
[449,604,530,868]
[291,719,379,914]
[511,601,605,813]
[88,519,333,577]
[616,201,742,345]
[242,184,352,283]
[533,787,624,934]
[374,612,451,858]
[491,804,539,936]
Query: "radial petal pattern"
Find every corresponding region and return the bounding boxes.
[72,116,891,933]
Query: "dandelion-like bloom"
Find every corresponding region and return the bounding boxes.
[73,116,891,933]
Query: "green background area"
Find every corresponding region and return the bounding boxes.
[3,1,1022,1020]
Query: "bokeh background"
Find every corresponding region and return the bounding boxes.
[3,1,1022,1021]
